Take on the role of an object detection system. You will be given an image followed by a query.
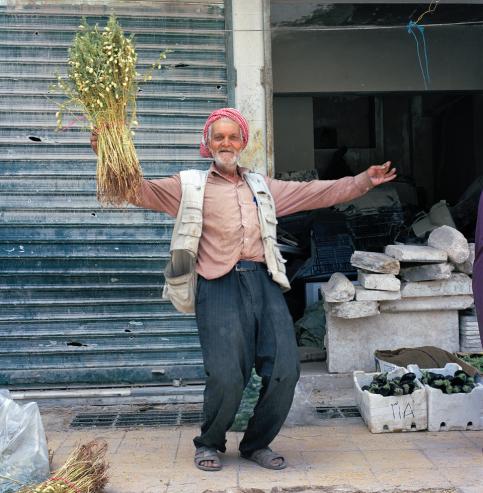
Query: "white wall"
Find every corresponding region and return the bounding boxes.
[232,0,270,174]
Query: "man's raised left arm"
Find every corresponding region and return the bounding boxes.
[267,162,396,217]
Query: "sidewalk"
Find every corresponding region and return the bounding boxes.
[41,408,483,493]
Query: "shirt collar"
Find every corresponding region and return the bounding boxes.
[209,162,250,180]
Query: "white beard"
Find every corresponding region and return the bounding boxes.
[213,150,240,167]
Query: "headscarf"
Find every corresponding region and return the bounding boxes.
[199,108,249,158]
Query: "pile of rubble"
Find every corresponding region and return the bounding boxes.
[324,225,474,319]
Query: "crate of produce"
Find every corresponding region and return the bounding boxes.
[353,368,427,433]
[408,363,483,431]
[455,352,483,375]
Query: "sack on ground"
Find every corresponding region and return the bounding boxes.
[0,390,49,493]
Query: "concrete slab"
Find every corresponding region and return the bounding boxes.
[355,286,401,301]
[357,271,401,291]
[399,262,454,281]
[326,310,459,373]
[327,300,379,319]
[400,273,473,298]
[350,251,400,275]
[322,272,355,302]
[385,244,447,263]
[380,295,474,312]
[454,242,475,275]
[428,225,470,264]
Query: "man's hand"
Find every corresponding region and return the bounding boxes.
[90,131,98,155]
[367,161,397,187]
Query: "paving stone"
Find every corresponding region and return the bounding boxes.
[399,262,454,282]
[428,225,470,264]
[350,251,400,275]
[355,286,401,301]
[454,242,475,275]
[379,295,474,312]
[357,271,401,291]
[322,272,355,302]
[327,300,379,319]
[401,273,473,298]
[384,244,447,262]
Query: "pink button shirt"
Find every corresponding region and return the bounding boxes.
[133,164,373,279]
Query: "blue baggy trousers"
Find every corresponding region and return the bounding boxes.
[193,262,300,456]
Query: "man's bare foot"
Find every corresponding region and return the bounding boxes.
[194,446,222,471]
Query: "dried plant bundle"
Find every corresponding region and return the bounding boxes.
[54,15,165,205]
[16,440,109,493]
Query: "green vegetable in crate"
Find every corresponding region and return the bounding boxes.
[362,372,418,396]
[458,353,483,372]
[400,372,416,384]
[420,369,477,394]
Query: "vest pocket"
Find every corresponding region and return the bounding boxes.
[163,251,197,313]
[178,215,202,237]
[177,201,203,237]
[256,193,277,223]
[164,271,197,313]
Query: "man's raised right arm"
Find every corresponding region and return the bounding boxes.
[90,131,181,217]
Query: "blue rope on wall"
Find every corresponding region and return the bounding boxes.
[407,20,431,89]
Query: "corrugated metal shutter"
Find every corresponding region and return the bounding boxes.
[0,1,229,387]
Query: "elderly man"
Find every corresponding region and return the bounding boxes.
[91,107,396,472]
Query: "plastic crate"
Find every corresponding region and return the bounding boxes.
[311,214,351,245]
[374,357,402,373]
[346,208,404,252]
[310,234,355,278]
[407,364,483,431]
[294,234,355,281]
[354,368,427,433]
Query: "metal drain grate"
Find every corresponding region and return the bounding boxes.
[315,406,361,419]
[71,406,360,429]
[71,409,204,429]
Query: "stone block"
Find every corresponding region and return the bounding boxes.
[428,225,470,264]
[355,286,401,301]
[400,273,473,298]
[379,295,474,312]
[327,300,379,319]
[322,272,355,302]
[454,243,475,275]
[399,262,454,282]
[350,251,400,275]
[384,244,447,263]
[326,311,459,372]
[357,271,401,291]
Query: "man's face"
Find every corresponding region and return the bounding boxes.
[207,119,244,168]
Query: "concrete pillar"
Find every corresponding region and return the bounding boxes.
[231,0,272,175]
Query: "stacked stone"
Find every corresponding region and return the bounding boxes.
[323,251,401,319]
[324,225,474,320]
[381,225,473,314]
[459,309,482,352]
